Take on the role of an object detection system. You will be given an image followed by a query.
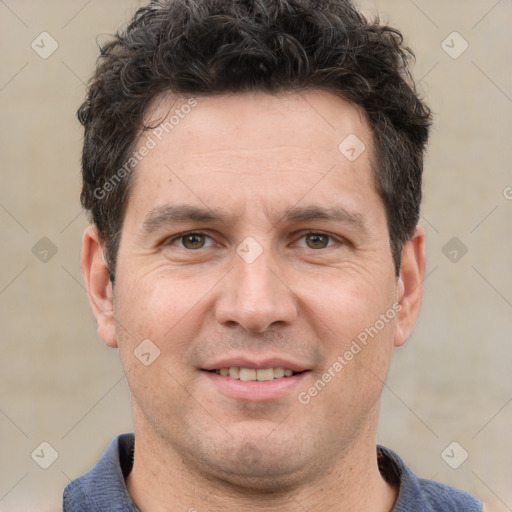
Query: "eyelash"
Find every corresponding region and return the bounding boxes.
[165,231,342,250]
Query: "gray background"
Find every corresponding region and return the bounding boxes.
[0,0,511,510]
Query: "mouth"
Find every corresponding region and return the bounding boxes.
[207,367,304,381]
[200,359,311,401]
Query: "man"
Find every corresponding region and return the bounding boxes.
[64,0,483,510]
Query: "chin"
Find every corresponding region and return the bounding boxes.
[206,457,308,492]
[188,435,315,491]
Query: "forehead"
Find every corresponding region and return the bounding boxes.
[127,90,381,226]
[144,89,372,156]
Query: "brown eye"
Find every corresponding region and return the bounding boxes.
[305,233,331,249]
[180,233,207,249]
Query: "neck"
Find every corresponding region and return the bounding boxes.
[126,408,397,512]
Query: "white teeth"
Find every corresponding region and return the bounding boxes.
[256,368,274,381]
[273,367,285,378]
[214,367,298,380]
[239,368,257,381]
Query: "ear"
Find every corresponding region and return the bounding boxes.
[81,225,117,348]
[394,225,426,348]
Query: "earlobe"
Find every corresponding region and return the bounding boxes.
[394,225,426,348]
[81,225,118,348]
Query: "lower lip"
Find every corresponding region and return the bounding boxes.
[202,370,310,401]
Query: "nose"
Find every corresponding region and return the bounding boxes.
[214,245,298,333]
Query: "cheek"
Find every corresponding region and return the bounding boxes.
[114,268,199,340]
[127,360,198,442]
[113,274,201,413]
[301,269,397,394]
[113,267,221,388]
[301,266,394,339]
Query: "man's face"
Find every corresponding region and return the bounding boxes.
[92,91,414,487]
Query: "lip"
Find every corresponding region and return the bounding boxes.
[202,369,310,401]
[201,356,309,373]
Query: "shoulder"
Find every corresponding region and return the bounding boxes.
[415,478,483,511]
[63,433,138,512]
[377,445,482,512]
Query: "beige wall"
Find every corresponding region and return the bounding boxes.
[1,1,511,510]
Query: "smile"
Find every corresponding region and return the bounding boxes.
[212,367,300,381]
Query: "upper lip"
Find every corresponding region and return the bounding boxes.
[201,356,310,373]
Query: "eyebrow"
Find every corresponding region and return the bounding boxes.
[141,204,368,235]
[283,205,365,228]
[142,205,226,234]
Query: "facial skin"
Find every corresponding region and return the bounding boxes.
[82,90,425,512]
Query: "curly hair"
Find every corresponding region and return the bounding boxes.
[78,0,431,276]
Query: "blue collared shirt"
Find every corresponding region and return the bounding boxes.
[63,433,482,511]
